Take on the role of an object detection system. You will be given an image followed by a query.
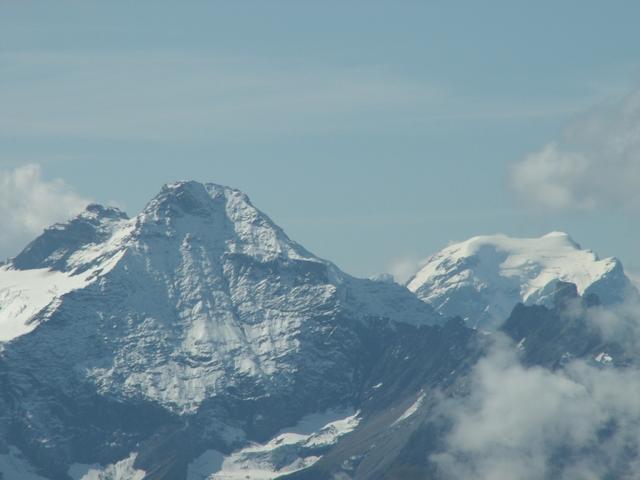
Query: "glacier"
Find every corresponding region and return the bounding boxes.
[407,231,637,329]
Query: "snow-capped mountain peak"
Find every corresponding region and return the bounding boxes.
[0,181,439,418]
[406,232,636,329]
[12,202,129,272]
[136,181,316,264]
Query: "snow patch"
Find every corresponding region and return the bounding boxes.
[68,453,145,480]
[594,352,613,364]
[187,409,360,480]
[392,391,426,426]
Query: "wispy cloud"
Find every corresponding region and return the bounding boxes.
[0,51,444,141]
[0,164,90,259]
[510,88,640,211]
[1,50,604,143]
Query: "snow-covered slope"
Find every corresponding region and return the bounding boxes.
[0,267,92,342]
[406,232,637,329]
[0,205,130,342]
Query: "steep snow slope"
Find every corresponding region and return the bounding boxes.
[407,232,636,329]
[0,205,131,342]
[0,266,92,342]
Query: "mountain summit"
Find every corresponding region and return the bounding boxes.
[406,232,636,329]
[0,181,442,478]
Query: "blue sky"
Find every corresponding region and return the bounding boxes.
[2,1,640,279]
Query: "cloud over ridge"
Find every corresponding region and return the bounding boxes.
[433,295,640,480]
[0,164,90,258]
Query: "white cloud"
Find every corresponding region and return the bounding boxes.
[433,330,640,480]
[627,270,640,291]
[0,164,90,258]
[386,255,421,284]
[510,88,640,211]
[585,296,640,358]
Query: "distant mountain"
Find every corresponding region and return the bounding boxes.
[0,181,440,479]
[406,232,637,329]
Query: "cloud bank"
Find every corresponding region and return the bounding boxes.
[433,316,640,480]
[510,88,640,211]
[0,164,90,258]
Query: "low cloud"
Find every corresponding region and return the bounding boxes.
[433,334,640,479]
[510,88,640,211]
[0,164,90,258]
[627,271,640,290]
[585,295,640,359]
